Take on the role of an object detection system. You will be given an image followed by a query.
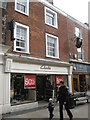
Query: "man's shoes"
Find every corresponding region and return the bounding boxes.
[70,116,73,120]
[52,114,54,118]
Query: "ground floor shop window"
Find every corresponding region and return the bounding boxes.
[79,75,86,92]
[11,74,36,105]
[86,75,90,90]
[73,75,78,92]
[73,74,87,92]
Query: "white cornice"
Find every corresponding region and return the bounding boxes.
[5,53,72,67]
[69,59,90,65]
[38,0,89,29]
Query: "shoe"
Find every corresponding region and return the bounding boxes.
[52,114,54,118]
[70,116,73,120]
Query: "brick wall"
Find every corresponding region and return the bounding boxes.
[5,2,89,62]
[67,18,88,62]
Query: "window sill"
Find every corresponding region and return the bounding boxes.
[45,23,58,29]
[13,50,30,54]
[15,9,29,16]
[46,55,59,59]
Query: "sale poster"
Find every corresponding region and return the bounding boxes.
[56,76,63,86]
[24,75,36,89]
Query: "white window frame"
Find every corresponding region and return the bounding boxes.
[46,33,59,58]
[45,7,58,28]
[75,27,82,38]
[14,22,29,54]
[15,0,29,16]
[77,47,84,61]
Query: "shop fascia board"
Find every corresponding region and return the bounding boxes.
[69,59,90,65]
[5,53,72,67]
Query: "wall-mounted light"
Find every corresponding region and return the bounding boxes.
[73,66,76,71]
[76,37,82,48]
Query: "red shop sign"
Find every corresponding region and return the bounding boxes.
[56,76,63,86]
[24,75,36,89]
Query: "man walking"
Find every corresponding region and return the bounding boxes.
[57,81,73,120]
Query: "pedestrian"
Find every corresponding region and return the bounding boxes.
[57,81,73,120]
[47,98,54,120]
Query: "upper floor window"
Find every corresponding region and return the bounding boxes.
[77,47,84,61]
[75,27,82,38]
[14,22,29,53]
[15,0,29,16]
[45,7,57,28]
[46,33,59,58]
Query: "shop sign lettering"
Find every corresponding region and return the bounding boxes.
[56,76,63,86]
[24,75,36,89]
[40,65,51,70]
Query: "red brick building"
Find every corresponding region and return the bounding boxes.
[0,0,90,113]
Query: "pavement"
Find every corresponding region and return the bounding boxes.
[2,101,90,120]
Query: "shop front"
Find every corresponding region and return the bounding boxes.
[10,73,69,106]
[3,53,73,113]
[72,62,90,93]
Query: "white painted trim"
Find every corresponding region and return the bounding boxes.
[6,53,71,66]
[5,59,70,75]
[14,22,29,54]
[68,75,72,93]
[45,6,58,29]
[46,33,59,59]
[15,0,29,16]
[69,59,90,65]
[38,0,89,29]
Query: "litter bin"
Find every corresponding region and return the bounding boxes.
[69,94,75,109]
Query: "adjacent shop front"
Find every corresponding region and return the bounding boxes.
[72,62,90,93]
[3,53,73,113]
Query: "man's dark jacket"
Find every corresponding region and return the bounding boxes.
[57,85,69,103]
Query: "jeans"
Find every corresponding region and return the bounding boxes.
[59,102,73,120]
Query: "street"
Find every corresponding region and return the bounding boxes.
[2,102,90,120]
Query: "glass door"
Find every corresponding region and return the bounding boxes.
[79,75,87,92]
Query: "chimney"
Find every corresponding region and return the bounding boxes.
[46,0,53,5]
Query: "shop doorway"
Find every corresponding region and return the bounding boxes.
[36,75,53,101]
[79,75,87,92]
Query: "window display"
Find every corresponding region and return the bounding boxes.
[11,74,36,105]
[73,75,78,92]
[86,75,90,90]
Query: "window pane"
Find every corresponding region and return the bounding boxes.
[17,0,27,13]
[16,25,27,52]
[47,35,57,57]
[16,41,19,46]
[75,27,82,38]
[77,48,84,60]
[46,10,55,26]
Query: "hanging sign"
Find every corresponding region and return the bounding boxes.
[24,75,36,89]
[56,76,63,86]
